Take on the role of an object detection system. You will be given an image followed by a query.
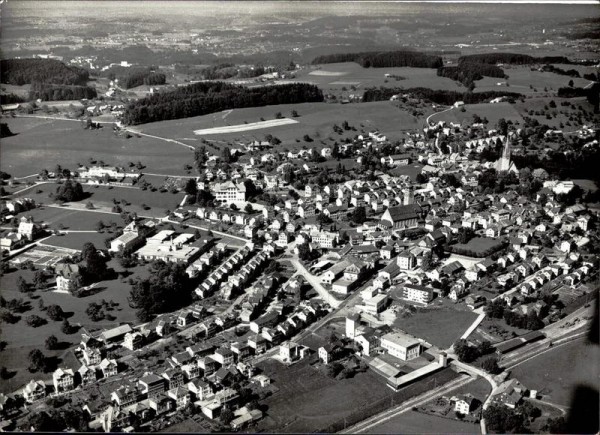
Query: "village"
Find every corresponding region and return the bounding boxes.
[0,102,598,433]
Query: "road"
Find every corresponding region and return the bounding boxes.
[425,106,454,126]
[288,257,341,308]
[341,374,474,433]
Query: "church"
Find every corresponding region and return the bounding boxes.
[494,136,519,175]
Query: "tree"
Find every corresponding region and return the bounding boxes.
[61,319,75,334]
[520,401,541,421]
[497,118,509,136]
[28,349,47,372]
[483,404,526,433]
[80,242,108,283]
[244,203,254,214]
[17,276,29,293]
[45,335,59,350]
[352,206,367,224]
[184,178,198,196]
[421,251,434,271]
[291,110,299,117]
[453,339,480,363]
[481,356,502,374]
[457,227,474,244]
[220,408,234,425]
[46,304,65,321]
[33,271,47,290]
[26,315,47,327]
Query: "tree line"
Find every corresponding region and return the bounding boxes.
[362,86,521,105]
[557,83,599,112]
[457,53,572,65]
[311,50,443,68]
[121,82,324,125]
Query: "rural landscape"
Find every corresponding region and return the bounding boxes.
[0,1,599,433]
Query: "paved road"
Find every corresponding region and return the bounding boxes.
[341,374,474,434]
[288,257,341,308]
[425,106,454,126]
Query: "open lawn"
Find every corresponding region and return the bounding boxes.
[450,376,492,403]
[1,117,194,178]
[138,101,421,150]
[256,358,393,433]
[394,306,478,349]
[23,206,123,232]
[42,232,111,250]
[364,409,479,434]
[510,336,599,407]
[0,260,143,393]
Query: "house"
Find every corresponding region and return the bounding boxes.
[213,348,235,366]
[401,284,434,305]
[187,379,213,401]
[162,369,185,390]
[318,343,341,364]
[212,180,246,203]
[138,373,166,399]
[279,341,309,363]
[122,332,144,351]
[99,358,118,378]
[111,385,140,409]
[55,263,81,293]
[177,310,195,328]
[380,332,421,361]
[77,364,96,386]
[52,368,75,393]
[454,395,476,415]
[397,250,416,270]
[354,328,380,356]
[23,380,46,403]
[17,216,40,241]
[167,387,191,409]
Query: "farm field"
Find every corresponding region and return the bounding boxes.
[510,336,599,407]
[0,260,144,393]
[1,117,194,178]
[474,65,593,95]
[297,63,463,93]
[393,306,478,349]
[428,102,524,126]
[138,101,422,149]
[364,409,479,434]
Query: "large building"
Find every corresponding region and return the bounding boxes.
[494,137,519,175]
[212,181,247,203]
[380,204,421,230]
[401,283,434,305]
[380,332,422,361]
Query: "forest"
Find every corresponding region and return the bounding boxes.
[121,82,324,125]
[437,62,506,88]
[557,84,599,111]
[362,86,521,105]
[29,83,97,101]
[122,69,166,89]
[311,50,443,68]
[1,58,90,86]
[457,53,572,65]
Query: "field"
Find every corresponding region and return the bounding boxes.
[514,96,598,131]
[475,65,593,96]
[393,306,478,349]
[193,118,298,135]
[16,182,185,219]
[364,409,479,434]
[138,101,422,149]
[510,336,599,407]
[428,102,524,126]
[0,260,144,393]
[299,63,463,93]
[255,358,393,433]
[0,117,194,178]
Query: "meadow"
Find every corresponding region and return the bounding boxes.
[139,101,422,151]
[364,409,479,434]
[1,117,194,178]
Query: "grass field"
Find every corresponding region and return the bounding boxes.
[394,306,478,349]
[1,117,194,178]
[364,409,479,434]
[138,101,421,149]
[0,260,143,393]
[451,237,504,257]
[42,232,111,250]
[510,337,599,406]
[299,63,463,93]
[475,65,593,96]
[256,358,393,433]
[514,96,598,131]
[428,102,524,126]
